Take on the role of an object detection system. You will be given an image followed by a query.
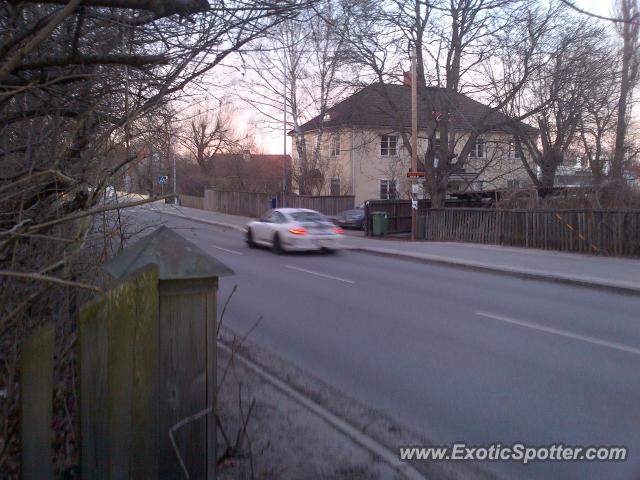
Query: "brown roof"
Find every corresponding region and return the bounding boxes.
[295,83,536,135]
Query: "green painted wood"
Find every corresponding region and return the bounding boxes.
[79,297,109,480]
[20,323,55,480]
[206,286,217,479]
[130,267,159,480]
[107,276,137,480]
[79,266,160,480]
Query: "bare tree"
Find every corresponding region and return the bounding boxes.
[179,100,238,176]
[0,0,311,475]
[512,19,614,188]
[344,0,558,206]
[611,0,640,179]
[241,1,350,194]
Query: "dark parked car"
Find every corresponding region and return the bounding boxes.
[333,203,366,229]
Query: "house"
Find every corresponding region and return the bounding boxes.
[177,151,292,195]
[209,151,292,193]
[291,83,534,205]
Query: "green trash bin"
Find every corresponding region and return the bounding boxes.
[371,211,389,236]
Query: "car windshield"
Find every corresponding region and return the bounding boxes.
[290,211,328,222]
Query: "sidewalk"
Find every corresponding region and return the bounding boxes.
[148,203,640,294]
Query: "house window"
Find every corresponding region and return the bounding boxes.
[470,137,486,158]
[508,141,521,159]
[379,179,397,199]
[330,134,341,157]
[380,135,398,157]
[507,179,521,189]
[330,177,341,195]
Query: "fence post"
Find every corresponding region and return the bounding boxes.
[103,226,233,480]
[20,324,55,480]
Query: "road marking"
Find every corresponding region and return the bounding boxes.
[285,265,355,284]
[476,311,640,356]
[210,244,243,256]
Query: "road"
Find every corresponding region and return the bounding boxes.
[135,208,640,480]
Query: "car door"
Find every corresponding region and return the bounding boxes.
[251,211,271,244]
[264,211,288,244]
[254,210,281,244]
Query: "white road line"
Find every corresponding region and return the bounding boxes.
[476,311,640,356]
[210,244,243,256]
[285,265,355,284]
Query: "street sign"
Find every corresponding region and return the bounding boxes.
[407,171,425,178]
[158,175,168,184]
[411,199,418,210]
[411,183,423,195]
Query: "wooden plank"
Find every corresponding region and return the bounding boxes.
[206,286,217,479]
[21,324,55,480]
[107,277,137,479]
[158,279,212,480]
[130,267,160,480]
[79,298,109,480]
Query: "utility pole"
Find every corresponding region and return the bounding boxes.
[172,136,178,205]
[282,61,287,208]
[411,48,418,241]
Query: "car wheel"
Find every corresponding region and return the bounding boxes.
[272,233,284,254]
[246,228,256,248]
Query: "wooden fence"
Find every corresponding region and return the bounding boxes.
[280,194,354,215]
[179,194,205,209]
[422,208,640,256]
[204,189,273,217]
[203,189,354,217]
[364,199,475,235]
[19,227,226,478]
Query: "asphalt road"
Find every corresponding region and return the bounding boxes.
[136,208,640,480]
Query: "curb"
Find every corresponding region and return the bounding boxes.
[158,209,640,295]
[346,247,640,295]
[218,341,428,480]
[156,208,246,232]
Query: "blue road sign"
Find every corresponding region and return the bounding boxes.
[158,175,168,184]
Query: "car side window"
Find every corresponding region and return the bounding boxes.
[264,211,283,223]
[260,210,274,222]
[271,212,286,223]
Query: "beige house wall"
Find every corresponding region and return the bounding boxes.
[292,128,531,205]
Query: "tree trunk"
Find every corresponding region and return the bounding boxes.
[539,161,557,189]
[430,185,446,208]
[611,0,639,179]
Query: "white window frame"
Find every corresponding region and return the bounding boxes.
[508,141,521,160]
[379,179,398,200]
[470,137,486,159]
[380,135,398,157]
[330,133,341,157]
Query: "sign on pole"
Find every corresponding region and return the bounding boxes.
[158,175,168,185]
[406,171,425,178]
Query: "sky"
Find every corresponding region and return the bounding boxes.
[249,0,617,154]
